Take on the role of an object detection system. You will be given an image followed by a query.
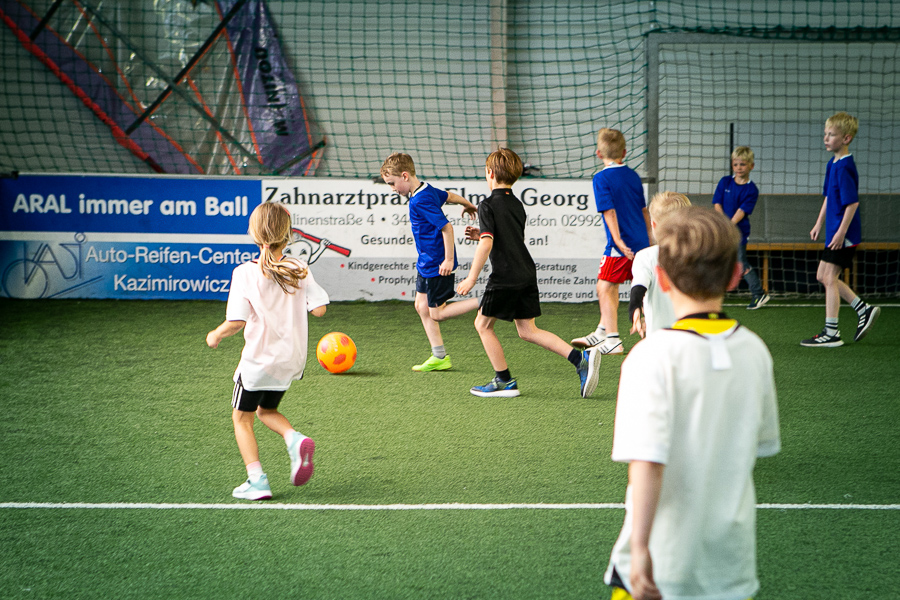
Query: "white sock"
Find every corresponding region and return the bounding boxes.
[246,461,264,481]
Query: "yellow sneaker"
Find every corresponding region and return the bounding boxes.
[412,355,452,372]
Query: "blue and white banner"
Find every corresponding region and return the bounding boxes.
[1,174,625,301]
[1,175,259,299]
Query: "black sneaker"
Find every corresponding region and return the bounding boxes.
[854,306,881,342]
[800,329,843,348]
[747,294,770,310]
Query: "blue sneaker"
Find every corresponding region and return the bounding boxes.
[470,377,520,398]
[233,474,272,500]
[576,349,601,398]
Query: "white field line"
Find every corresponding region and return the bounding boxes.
[721,303,900,308]
[1,502,898,511]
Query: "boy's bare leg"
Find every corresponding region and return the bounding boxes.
[430,297,480,322]
[474,312,507,371]
[415,292,444,347]
[598,279,620,334]
[817,261,856,319]
[571,280,606,347]
[514,318,572,358]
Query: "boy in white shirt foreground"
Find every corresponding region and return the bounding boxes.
[605,206,781,600]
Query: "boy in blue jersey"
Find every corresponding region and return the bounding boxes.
[801,112,880,347]
[712,146,769,309]
[572,128,652,355]
[381,153,480,369]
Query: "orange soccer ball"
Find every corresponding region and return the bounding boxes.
[316,332,357,374]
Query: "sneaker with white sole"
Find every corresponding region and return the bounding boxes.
[800,329,843,348]
[747,294,770,310]
[571,329,606,349]
[576,349,601,398]
[470,377,520,398]
[598,337,624,355]
[854,306,880,342]
[288,435,315,486]
[233,474,272,500]
[412,355,452,372]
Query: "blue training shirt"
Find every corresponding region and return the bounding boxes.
[823,154,861,248]
[409,182,453,277]
[712,175,759,246]
[593,163,649,257]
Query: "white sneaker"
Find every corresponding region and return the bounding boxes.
[598,338,624,355]
[571,328,606,349]
[233,474,272,500]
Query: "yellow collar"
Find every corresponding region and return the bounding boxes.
[671,313,738,335]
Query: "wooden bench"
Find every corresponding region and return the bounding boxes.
[746,242,900,292]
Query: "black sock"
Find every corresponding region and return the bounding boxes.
[567,348,583,367]
[496,369,512,382]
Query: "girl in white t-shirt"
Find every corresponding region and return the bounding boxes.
[207,202,329,500]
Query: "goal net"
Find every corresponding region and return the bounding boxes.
[1,0,898,297]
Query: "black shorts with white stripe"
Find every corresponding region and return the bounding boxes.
[232,375,286,412]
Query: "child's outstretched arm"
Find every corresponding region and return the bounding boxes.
[207,320,245,348]
[457,229,492,296]
[446,192,478,220]
[629,460,664,600]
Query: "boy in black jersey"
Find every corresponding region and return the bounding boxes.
[456,148,601,398]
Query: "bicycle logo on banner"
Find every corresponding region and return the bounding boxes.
[1,233,102,299]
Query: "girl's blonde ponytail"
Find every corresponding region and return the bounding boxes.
[248,203,307,293]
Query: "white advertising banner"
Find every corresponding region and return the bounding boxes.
[265,178,620,303]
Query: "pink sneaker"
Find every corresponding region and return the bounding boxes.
[289,436,315,486]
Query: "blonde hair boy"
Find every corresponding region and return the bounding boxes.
[380,152,416,178]
[572,128,652,353]
[596,128,626,160]
[629,191,692,338]
[731,145,754,164]
[648,190,691,228]
[802,111,880,347]
[825,111,859,139]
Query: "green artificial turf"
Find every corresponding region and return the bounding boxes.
[0,298,898,599]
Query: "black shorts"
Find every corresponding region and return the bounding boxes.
[480,283,542,321]
[416,273,456,307]
[232,375,285,412]
[821,245,857,270]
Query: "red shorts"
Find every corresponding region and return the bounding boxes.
[598,255,633,284]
